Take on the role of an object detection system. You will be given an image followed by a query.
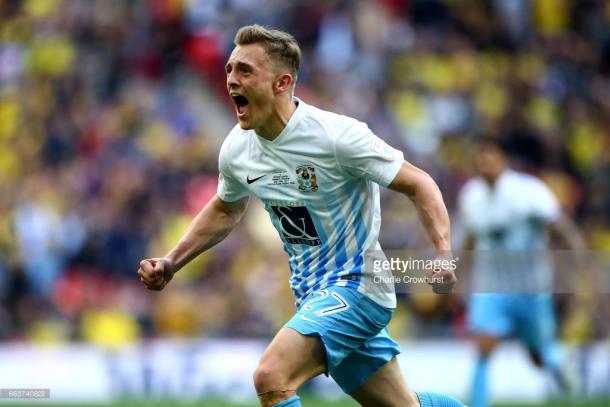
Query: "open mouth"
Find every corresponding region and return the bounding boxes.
[231,94,249,117]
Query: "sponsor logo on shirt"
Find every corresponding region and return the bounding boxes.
[270,205,322,246]
[296,164,318,192]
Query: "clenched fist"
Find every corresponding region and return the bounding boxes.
[425,254,457,294]
[138,258,175,291]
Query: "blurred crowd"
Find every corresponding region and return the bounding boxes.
[0,0,609,347]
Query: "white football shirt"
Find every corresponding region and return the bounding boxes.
[458,169,560,292]
[217,98,404,308]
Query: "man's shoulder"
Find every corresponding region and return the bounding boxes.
[226,123,249,141]
[458,177,490,212]
[503,170,549,192]
[299,100,364,136]
[460,177,487,196]
[218,124,250,172]
[220,124,248,154]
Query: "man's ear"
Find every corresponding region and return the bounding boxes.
[274,73,294,94]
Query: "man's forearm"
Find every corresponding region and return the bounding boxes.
[411,173,452,252]
[550,213,587,251]
[165,195,247,272]
[389,162,451,252]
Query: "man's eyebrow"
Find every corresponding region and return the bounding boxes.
[236,61,253,71]
[226,60,254,72]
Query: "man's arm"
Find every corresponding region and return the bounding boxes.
[387,161,456,292]
[388,161,451,252]
[549,213,587,251]
[138,194,249,290]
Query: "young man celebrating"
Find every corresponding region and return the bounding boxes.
[138,25,463,407]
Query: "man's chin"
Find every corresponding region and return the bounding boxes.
[237,119,254,130]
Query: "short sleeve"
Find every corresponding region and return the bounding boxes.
[217,171,249,202]
[217,142,249,202]
[527,178,560,223]
[334,121,404,186]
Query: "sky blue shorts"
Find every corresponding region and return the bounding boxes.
[285,286,400,394]
[468,293,556,351]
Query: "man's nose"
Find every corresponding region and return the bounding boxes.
[227,70,238,88]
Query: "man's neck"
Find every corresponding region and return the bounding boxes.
[483,168,507,187]
[255,97,297,141]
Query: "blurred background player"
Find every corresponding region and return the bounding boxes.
[458,137,587,407]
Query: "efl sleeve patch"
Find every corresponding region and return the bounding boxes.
[370,137,398,161]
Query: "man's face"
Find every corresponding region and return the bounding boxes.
[476,144,506,182]
[225,43,278,130]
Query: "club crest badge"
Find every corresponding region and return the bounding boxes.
[296,164,318,192]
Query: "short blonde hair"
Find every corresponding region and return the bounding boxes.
[234,25,301,82]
